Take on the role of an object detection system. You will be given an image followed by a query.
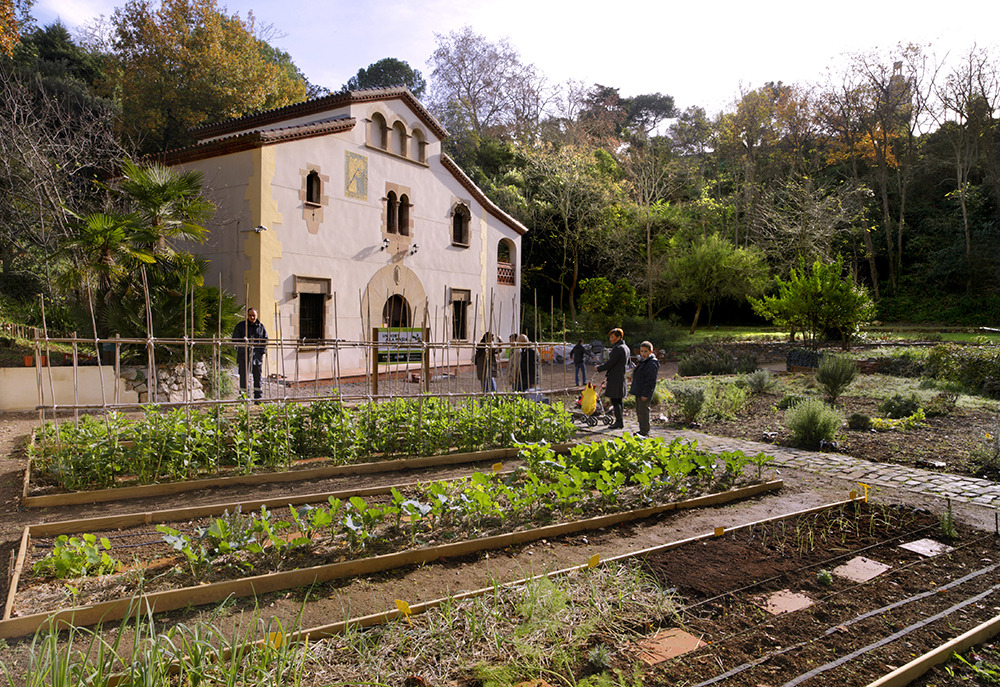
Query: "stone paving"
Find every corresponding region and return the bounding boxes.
[605,422,1000,509]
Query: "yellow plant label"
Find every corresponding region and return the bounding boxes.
[267,632,284,649]
[493,462,503,473]
[395,599,413,625]
[588,554,600,568]
[714,526,725,537]
[857,482,870,502]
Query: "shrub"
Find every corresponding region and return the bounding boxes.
[743,369,776,394]
[878,393,922,419]
[924,391,958,417]
[847,412,872,430]
[873,350,926,378]
[671,386,706,423]
[815,355,858,403]
[735,353,760,374]
[776,394,804,410]
[926,343,1000,396]
[701,382,749,422]
[785,397,842,448]
[970,421,1000,479]
[677,347,735,376]
[787,347,823,370]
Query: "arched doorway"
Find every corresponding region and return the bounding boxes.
[382,294,410,328]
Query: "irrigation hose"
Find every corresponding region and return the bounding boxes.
[780,581,1000,687]
[681,532,995,670]
[675,514,943,617]
[690,561,1000,686]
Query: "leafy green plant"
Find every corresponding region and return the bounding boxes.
[815,354,858,403]
[816,569,833,586]
[878,392,922,419]
[784,397,842,448]
[33,534,120,578]
[775,394,804,410]
[870,409,926,432]
[156,525,211,578]
[940,500,958,540]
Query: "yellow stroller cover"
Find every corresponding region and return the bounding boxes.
[581,383,597,416]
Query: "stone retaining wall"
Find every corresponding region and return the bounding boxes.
[121,362,215,403]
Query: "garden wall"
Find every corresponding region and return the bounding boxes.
[0,367,137,411]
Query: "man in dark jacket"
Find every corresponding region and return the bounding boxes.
[630,340,659,436]
[233,308,268,399]
[596,328,629,429]
[570,339,587,386]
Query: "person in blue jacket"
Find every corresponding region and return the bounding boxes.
[629,340,659,436]
[232,308,268,399]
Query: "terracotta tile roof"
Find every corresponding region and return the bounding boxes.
[191,87,447,141]
[441,153,528,236]
[157,116,357,165]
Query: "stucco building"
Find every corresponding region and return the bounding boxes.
[163,88,525,378]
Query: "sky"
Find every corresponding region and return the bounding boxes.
[31,0,996,116]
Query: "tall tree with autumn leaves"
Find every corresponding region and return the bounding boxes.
[109,0,307,153]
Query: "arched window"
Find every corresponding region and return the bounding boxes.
[498,240,512,263]
[371,113,388,149]
[382,294,410,328]
[386,191,398,233]
[451,204,470,246]
[393,121,407,157]
[497,239,516,285]
[305,170,321,205]
[411,129,426,162]
[398,194,410,236]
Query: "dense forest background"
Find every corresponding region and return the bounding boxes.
[2,0,999,338]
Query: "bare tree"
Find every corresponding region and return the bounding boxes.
[427,26,550,140]
[932,45,1000,291]
[0,65,124,283]
[620,140,681,318]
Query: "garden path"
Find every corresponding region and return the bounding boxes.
[605,420,1000,509]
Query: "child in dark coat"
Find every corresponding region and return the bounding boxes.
[629,340,659,436]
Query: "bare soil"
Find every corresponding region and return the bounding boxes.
[690,388,994,478]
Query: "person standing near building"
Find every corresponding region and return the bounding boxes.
[513,333,537,392]
[475,332,498,393]
[570,339,587,386]
[630,340,659,437]
[596,328,629,429]
[233,308,268,399]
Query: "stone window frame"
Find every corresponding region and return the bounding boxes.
[292,275,332,341]
[365,107,430,167]
[451,202,471,247]
[383,182,413,244]
[299,166,329,235]
[450,288,471,341]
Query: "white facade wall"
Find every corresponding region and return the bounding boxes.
[175,92,522,379]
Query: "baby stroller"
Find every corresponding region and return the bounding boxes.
[572,378,615,427]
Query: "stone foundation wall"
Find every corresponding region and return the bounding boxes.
[121,362,215,403]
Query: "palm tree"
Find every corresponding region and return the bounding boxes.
[117,159,214,258]
[61,211,156,296]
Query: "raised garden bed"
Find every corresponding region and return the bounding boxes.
[27,396,578,499]
[261,499,997,686]
[4,435,778,639]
